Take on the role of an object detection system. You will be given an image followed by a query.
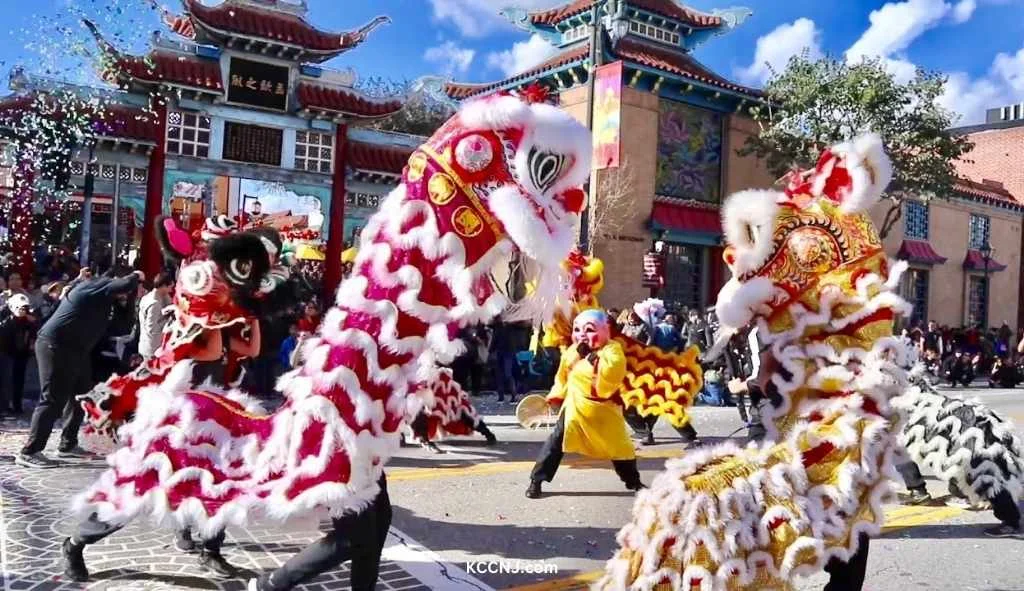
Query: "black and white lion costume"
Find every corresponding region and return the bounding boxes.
[894,348,1024,507]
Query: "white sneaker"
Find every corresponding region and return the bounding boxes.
[247,579,259,591]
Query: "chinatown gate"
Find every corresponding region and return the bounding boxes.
[0,0,417,298]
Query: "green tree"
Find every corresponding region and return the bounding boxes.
[739,54,974,239]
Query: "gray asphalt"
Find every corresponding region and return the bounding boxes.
[388,387,1024,591]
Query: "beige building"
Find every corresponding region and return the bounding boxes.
[444,0,775,312]
[871,181,1024,332]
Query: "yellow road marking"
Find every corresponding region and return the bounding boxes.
[501,504,968,591]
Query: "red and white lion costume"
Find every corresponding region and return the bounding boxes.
[72,88,592,537]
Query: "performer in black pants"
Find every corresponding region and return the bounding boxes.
[17,270,142,468]
[530,413,643,492]
[62,515,228,582]
[823,532,871,591]
[623,407,699,446]
[409,410,497,453]
[249,475,392,591]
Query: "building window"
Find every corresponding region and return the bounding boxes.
[294,130,333,173]
[132,168,147,183]
[660,243,704,312]
[166,110,211,158]
[629,20,681,45]
[904,200,929,239]
[563,24,588,42]
[902,268,929,326]
[969,213,991,250]
[967,275,988,328]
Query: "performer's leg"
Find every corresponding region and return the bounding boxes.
[984,490,1023,535]
[62,513,124,582]
[58,360,92,454]
[623,407,647,439]
[611,459,645,491]
[465,415,497,445]
[527,414,566,498]
[643,415,658,445]
[175,527,197,553]
[673,421,698,444]
[198,529,238,577]
[252,476,389,591]
[823,532,870,591]
[411,412,442,453]
[896,461,931,504]
[735,392,750,424]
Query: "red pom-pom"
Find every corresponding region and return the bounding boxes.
[558,188,586,213]
[519,82,552,105]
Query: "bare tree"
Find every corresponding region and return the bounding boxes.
[587,157,637,247]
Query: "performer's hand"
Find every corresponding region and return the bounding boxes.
[728,378,747,394]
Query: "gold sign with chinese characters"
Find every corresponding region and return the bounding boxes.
[227,57,289,111]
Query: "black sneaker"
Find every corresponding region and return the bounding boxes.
[525,480,542,499]
[199,551,239,578]
[626,482,647,492]
[175,529,198,553]
[983,524,1024,538]
[898,489,932,506]
[642,432,655,446]
[56,447,95,459]
[62,537,89,582]
[15,452,59,469]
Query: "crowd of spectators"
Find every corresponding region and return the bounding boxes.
[905,320,1024,388]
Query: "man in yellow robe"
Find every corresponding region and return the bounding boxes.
[526,310,644,499]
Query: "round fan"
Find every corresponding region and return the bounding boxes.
[516,393,557,429]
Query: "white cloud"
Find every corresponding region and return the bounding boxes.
[951,0,977,22]
[735,18,823,86]
[424,41,476,76]
[485,34,560,77]
[427,0,564,37]
[846,0,954,62]
[939,44,1024,124]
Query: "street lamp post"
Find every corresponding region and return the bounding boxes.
[980,240,993,329]
[578,0,605,254]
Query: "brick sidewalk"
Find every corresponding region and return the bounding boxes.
[0,429,488,591]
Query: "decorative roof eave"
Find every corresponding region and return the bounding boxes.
[498,7,563,45]
[295,82,405,121]
[963,249,1008,272]
[625,63,761,109]
[181,0,390,63]
[896,239,947,266]
[952,181,1024,212]
[348,168,402,184]
[84,20,224,98]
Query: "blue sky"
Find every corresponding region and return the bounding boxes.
[1,0,1022,124]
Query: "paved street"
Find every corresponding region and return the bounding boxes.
[2,386,1023,591]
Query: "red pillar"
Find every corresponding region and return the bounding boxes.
[11,148,36,278]
[140,99,168,277]
[322,123,348,302]
[706,246,724,306]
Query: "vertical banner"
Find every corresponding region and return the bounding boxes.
[593,61,623,170]
[642,251,665,289]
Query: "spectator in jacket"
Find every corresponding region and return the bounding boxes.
[941,349,974,387]
[0,294,38,417]
[652,314,684,352]
[137,272,174,360]
[16,269,143,468]
[296,302,322,334]
[621,311,652,344]
[683,309,708,352]
[37,282,63,324]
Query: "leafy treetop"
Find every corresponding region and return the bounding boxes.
[739,53,975,239]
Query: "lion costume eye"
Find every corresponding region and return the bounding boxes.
[527,148,568,194]
[181,262,214,296]
[226,259,253,285]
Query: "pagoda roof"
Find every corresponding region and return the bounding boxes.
[296,82,404,119]
[443,38,758,102]
[112,50,224,94]
[179,0,389,62]
[445,43,591,100]
[348,140,413,177]
[528,0,722,28]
